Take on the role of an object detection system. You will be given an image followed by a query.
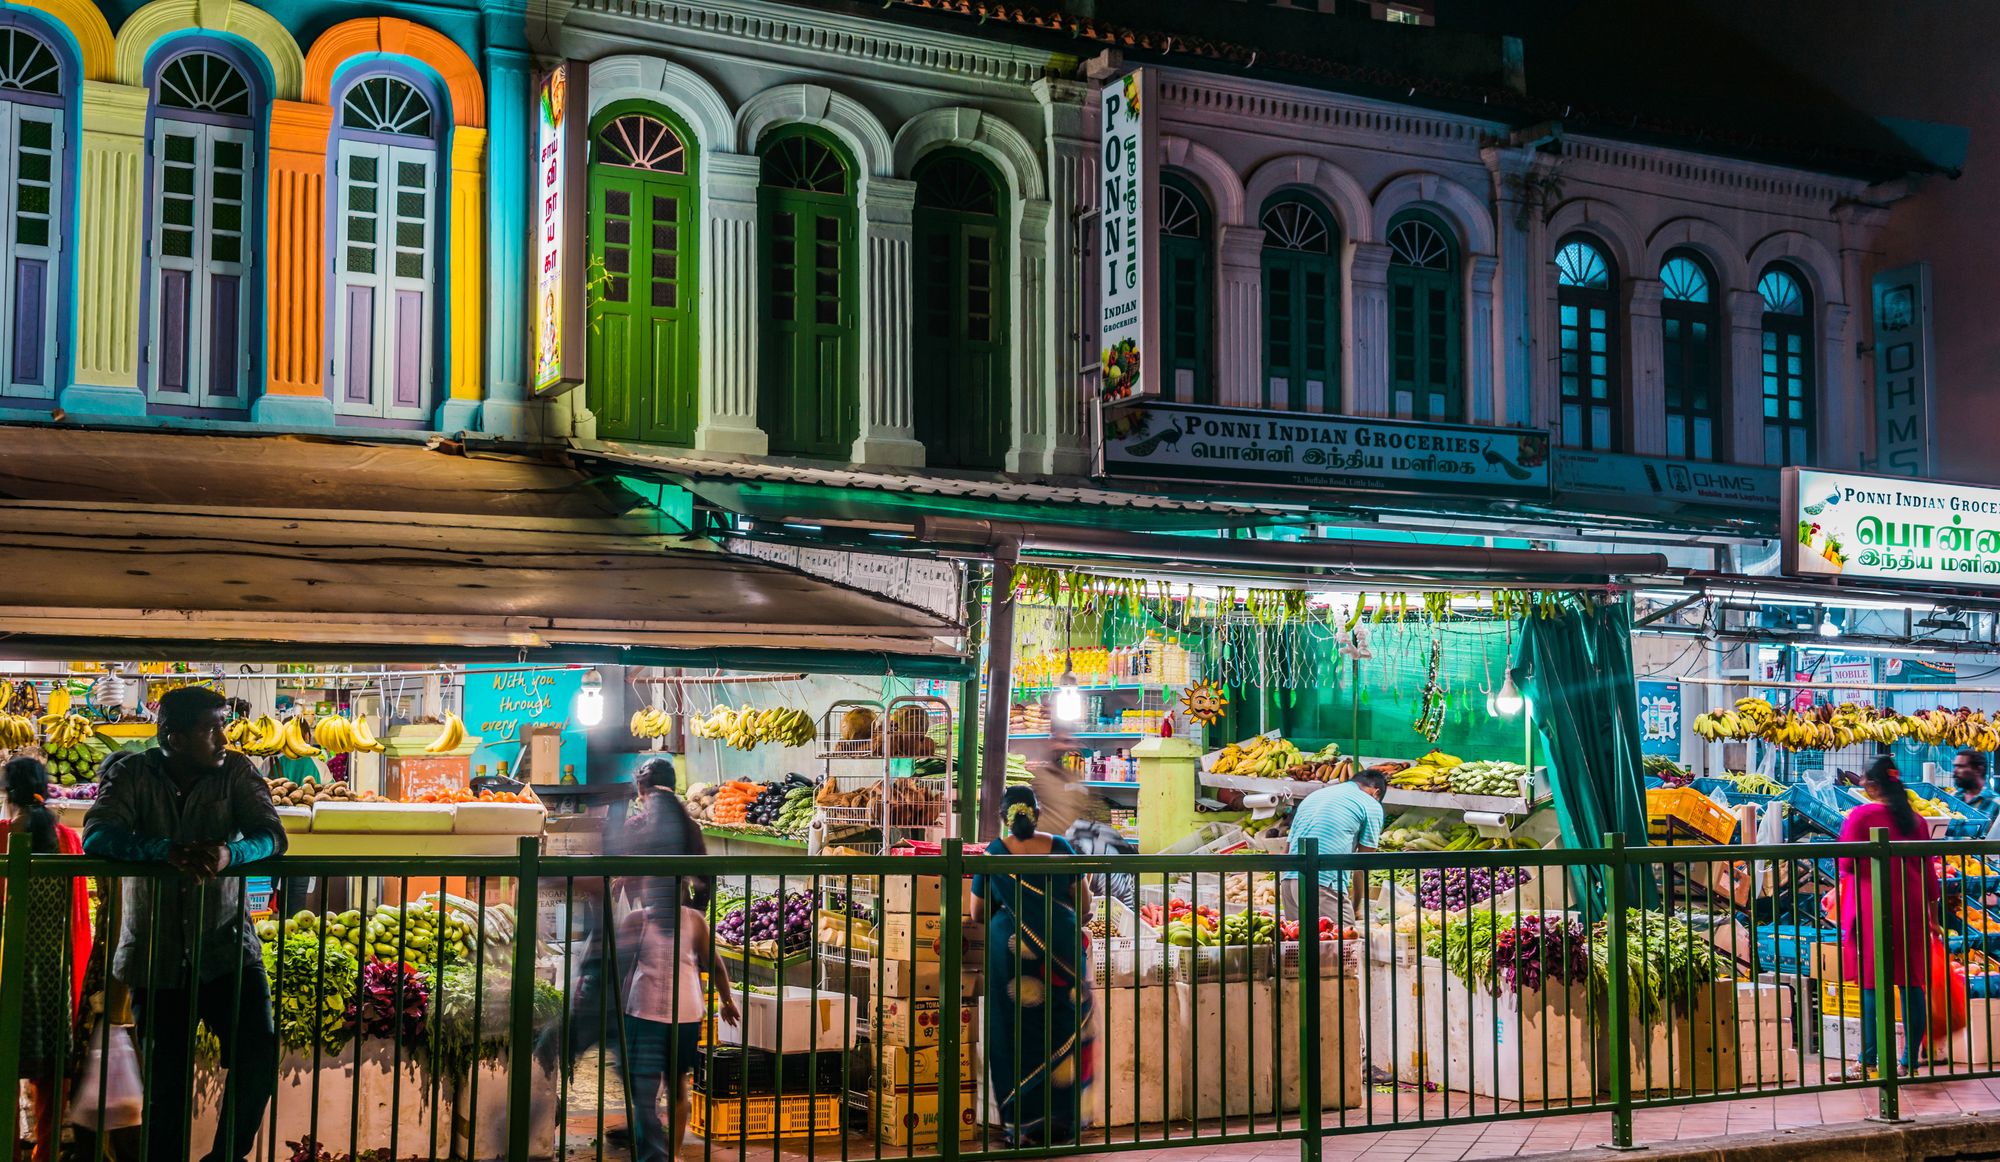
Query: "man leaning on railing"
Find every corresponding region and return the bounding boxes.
[81,685,288,1162]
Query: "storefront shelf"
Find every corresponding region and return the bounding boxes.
[1082,781,1142,795]
[701,825,808,849]
[1199,772,1338,799]
[1384,787,1549,817]
[1010,731,1150,741]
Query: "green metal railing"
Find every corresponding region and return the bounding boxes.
[0,829,1988,1161]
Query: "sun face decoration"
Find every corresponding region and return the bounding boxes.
[1180,681,1229,726]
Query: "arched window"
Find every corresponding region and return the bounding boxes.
[330,71,441,423]
[1159,172,1212,404]
[146,46,259,410]
[1660,252,1719,460]
[1260,191,1338,412]
[913,150,1008,470]
[1555,236,1619,450]
[0,20,64,401]
[757,127,857,458]
[1385,209,1459,421]
[1759,265,1814,466]
[587,103,698,445]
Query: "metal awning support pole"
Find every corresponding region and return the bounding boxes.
[978,540,1022,842]
[955,564,988,842]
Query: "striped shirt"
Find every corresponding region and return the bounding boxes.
[1286,782,1383,891]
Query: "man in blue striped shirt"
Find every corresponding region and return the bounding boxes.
[1283,766,1387,927]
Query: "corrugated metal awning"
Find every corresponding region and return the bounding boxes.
[0,427,964,672]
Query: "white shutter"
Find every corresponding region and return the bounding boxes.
[333,139,435,420]
[0,103,60,399]
[145,119,252,407]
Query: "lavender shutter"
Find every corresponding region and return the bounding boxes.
[147,119,253,408]
[332,139,433,420]
[0,103,61,399]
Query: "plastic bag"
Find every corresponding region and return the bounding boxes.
[67,1022,143,1131]
[1928,936,1970,1043]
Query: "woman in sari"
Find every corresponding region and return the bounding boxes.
[2,756,91,1162]
[972,785,1096,1148]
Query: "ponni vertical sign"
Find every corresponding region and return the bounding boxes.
[1870,262,1934,477]
[532,62,586,395]
[1098,69,1156,402]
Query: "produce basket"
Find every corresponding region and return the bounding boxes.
[1165,942,1267,982]
[1645,787,1737,845]
[1753,923,1839,976]
[1093,935,1168,987]
[693,1046,847,1099]
[688,1093,843,1140]
[1158,822,1248,857]
[1277,937,1359,978]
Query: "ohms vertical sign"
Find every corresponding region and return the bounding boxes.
[1098,69,1158,402]
[1871,262,1935,477]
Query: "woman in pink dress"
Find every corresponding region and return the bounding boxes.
[1837,756,1942,1077]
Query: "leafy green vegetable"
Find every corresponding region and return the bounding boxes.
[426,964,563,1080]
[1588,909,1727,1023]
[264,933,360,1054]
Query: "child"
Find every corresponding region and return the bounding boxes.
[622,902,739,1162]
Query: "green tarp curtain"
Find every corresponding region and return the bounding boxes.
[1513,596,1656,918]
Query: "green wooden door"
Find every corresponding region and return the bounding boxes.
[1259,194,1338,412]
[1159,174,1213,404]
[913,153,1008,470]
[1386,210,1461,422]
[586,108,698,445]
[758,130,857,459]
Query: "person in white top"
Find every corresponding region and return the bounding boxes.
[621,902,739,1162]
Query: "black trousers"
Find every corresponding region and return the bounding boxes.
[131,964,279,1162]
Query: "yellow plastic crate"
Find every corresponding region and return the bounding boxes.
[1645,788,1737,845]
[689,1093,844,1140]
[1819,979,1897,1019]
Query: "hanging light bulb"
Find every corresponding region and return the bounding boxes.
[1818,608,1843,638]
[1053,653,1085,723]
[1493,674,1524,717]
[575,668,605,727]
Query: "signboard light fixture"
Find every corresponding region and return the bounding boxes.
[575,668,605,728]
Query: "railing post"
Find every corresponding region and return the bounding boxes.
[507,835,543,1162]
[941,838,965,1158]
[1868,827,1907,1122]
[1602,833,1636,1150]
[0,836,33,1105]
[1298,838,1322,1162]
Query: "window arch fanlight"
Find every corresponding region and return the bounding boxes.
[0,17,66,402]
[328,67,443,425]
[1554,235,1619,451]
[1159,171,1213,404]
[757,125,858,458]
[144,43,261,413]
[1385,208,1459,422]
[1660,250,1720,460]
[1259,190,1338,412]
[1759,264,1814,466]
[913,149,1008,470]
[586,102,700,446]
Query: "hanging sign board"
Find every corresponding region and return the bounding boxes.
[1097,69,1157,402]
[531,62,587,395]
[463,667,588,781]
[1636,680,1682,758]
[1783,466,2000,588]
[1870,263,1934,477]
[1102,399,1551,498]
[1553,450,1777,514]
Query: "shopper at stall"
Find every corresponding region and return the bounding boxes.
[2,756,90,1162]
[972,785,1096,1149]
[83,684,286,1162]
[1282,766,1388,927]
[1837,756,1942,1078]
[1952,750,2000,816]
[619,896,738,1162]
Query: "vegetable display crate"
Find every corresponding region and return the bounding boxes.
[1596,981,1740,1096]
[1420,965,1595,1104]
[1753,924,1840,976]
[1783,784,1860,839]
[1646,788,1737,845]
[716,943,817,988]
[1085,982,1190,1126]
[1819,979,1898,1020]
[694,1046,849,1098]
[1188,978,1364,1119]
[689,1092,843,1140]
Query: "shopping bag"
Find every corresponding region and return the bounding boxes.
[1928,936,1970,1042]
[66,1021,143,1131]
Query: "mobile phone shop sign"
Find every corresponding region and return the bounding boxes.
[1784,467,2000,587]
[1103,401,1550,498]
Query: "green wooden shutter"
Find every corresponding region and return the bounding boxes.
[758,130,858,459]
[913,153,1009,470]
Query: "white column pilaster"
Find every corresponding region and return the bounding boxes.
[1216,225,1264,407]
[695,152,768,456]
[1627,277,1665,454]
[1727,288,1766,465]
[1010,198,1054,473]
[853,176,925,467]
[1820,302,1854,468]
[1348,241,1392,416]
[1467,253,1499,425]
[1039,78,1093,476]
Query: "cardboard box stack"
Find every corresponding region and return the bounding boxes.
[864,872,981,1147]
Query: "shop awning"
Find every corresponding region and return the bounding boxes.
[565,440,1315,533]
[0,427,965,674]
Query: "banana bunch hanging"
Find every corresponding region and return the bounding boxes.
[1691,698,2000,753]
[0,683,35,749]
[310,714,386,755]
[690,705,815,750]
[629,707,674,738]
[226,715,326,759]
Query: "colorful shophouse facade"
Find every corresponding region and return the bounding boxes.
[1,0,536,437]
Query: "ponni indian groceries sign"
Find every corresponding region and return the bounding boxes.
[1783,467,2000,587]
[1102,400,1551,499]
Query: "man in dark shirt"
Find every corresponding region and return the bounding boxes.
[84,685,286,1162]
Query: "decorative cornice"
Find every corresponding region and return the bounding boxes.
[1559,133,1871,210]
[1157,72,1500,160]
[563,0,1056,89]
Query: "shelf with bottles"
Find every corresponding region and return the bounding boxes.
[1013,631,1198,690]
[1007,695,1168,740]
